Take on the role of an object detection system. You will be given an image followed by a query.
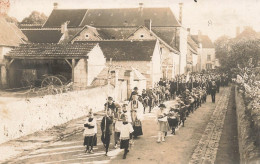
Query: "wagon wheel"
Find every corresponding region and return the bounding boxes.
[41,76,63,88]
[56,75,67,84]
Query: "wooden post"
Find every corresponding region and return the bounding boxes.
[65,59,75,82]
[72,59,75,82]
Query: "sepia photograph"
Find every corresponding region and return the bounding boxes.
[0,0,260,163]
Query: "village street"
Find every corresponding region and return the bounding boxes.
[1,86,239,164]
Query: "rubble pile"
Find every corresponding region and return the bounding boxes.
[0,85,114,144]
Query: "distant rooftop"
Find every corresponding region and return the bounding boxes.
[74,40,157,61]
[43,8,181,28]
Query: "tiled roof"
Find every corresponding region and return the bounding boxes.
[0,18,28,46]
[236,27,260,39]
[97,28,137,39]
[152,27,178,49]
[191,35,214,48]
[80,8,180,27]
[21,29,63,43]
[74,40,156,61]
[43,9,88,28]
[187,35,198,54]
[6,43,97,59]
[44,8,180,28]
[19,24,43,29]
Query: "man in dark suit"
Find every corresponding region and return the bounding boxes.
[211,81,217,103]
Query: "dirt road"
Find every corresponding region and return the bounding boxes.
[2,86,239,164]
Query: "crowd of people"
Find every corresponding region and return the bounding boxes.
[82,71,231,159]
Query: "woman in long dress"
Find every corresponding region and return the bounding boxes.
[129,92,144,138]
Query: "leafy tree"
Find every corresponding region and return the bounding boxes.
[215,27,260,70]
[214,35,230,69]
[21,11,47,24]
[2,14,18,25]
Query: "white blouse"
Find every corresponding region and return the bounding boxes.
[83,117,97,137]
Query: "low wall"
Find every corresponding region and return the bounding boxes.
[235,87,260,164]
[0,85,114,144]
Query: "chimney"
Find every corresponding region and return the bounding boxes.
[144,19,152,31]
[236,26,240,37]
[139,2,144,15]
[61,21,69,34]
[179,3,183,24]
[53,2,58,9]
[139,3,144,9]
[187,28,191,34]
[198,30,202,42]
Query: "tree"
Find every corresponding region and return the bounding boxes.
[21,11,47,24]
[215,27,260,70]
[2,14,19,25]
[214,35,230,70]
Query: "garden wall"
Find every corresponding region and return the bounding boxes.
[0,85,114,144]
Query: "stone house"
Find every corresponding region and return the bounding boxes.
[191,32,215,70]
[187,33,199,72]
[74,40,161,88]
[5,43,105,88]
[31,3,192,74]
[70,25,180,79]
[0,18,28,89]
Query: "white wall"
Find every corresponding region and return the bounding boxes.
[0,46,12,62]
[87,45,106,86]
[151,40,162,87]
[72,28,101,42]
[201,48,215,70]
[179,27,188,74]
[127,27,155,40]
[0,85,115,144]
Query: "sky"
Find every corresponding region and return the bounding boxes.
[4,0,260,41]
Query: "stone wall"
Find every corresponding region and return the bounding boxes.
[0,85,115,144]
[235,87,260,163]
[74,59,88,88]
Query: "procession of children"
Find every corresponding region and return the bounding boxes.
[82,71,229,159]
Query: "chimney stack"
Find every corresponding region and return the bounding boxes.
[144,19,152,31]
[53,2,58,9]
[179,3,183,24]
[139,3,144,9]
[198,30,202,42]
[61,21,69,34]
[187,28,191,34]
[236,26,240,37]
[139,2,144,14]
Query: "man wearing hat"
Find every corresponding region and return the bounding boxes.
[129,87,139,101]
[104,96,117,113]
[156,104,169,143]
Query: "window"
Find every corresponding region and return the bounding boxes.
[140,34,144,38]
[85,34,89,38]
[206,63,212,69]
[207,54,211,61]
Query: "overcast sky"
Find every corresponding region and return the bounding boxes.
[6,0,260,41]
